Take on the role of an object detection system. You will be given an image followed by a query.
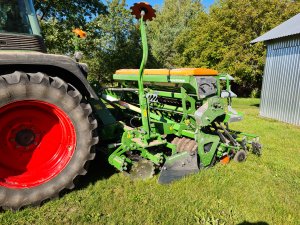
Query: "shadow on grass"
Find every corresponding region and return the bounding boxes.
[251,103,260,108]
[75,149,116,190]
[59,148,116,198]
[238,222,269,225]
[0,148,116,212]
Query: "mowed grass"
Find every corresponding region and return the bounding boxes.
[1,98,300,224]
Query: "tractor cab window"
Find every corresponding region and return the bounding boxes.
[0,0,41,35]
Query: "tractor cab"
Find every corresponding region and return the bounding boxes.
[0,0,45,52]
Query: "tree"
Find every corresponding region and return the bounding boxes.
[37,0,159,84]
[174,0,300,96]
[36,0,106,54]
[35,0,106,27]
[148,0,203,68]
[84,0,142,83]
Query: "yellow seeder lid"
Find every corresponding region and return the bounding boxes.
[115,68,218,76]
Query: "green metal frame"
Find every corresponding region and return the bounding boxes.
[100,6,261,173]
[106,12,172,171]
[137,16,151,139]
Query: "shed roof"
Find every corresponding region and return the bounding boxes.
[251,13,300,43]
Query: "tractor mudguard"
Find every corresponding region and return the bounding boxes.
[0,52,98,99]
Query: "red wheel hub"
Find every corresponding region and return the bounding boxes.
[0,100,76,188]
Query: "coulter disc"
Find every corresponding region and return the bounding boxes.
[127,159,155,180]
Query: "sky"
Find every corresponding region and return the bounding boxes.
[126,0,215,9]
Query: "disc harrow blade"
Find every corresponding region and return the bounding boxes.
[126,159,155,180]
[158,151,199,184]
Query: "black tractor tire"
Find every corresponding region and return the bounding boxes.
[0,71,98,210]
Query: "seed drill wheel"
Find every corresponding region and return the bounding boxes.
[127,158,155,181]
[0,72,98,210]
[234,150,247,162]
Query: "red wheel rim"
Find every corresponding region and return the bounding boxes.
[0,100,76,188]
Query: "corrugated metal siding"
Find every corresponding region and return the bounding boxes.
[260,36,300,126]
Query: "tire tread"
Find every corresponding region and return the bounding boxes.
[0,71,98,210]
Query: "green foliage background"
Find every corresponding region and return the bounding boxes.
[37,0,300,96]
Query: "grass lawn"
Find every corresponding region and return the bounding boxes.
[1,98,299,224]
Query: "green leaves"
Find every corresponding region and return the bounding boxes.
[38,0,142,83]
[39,0,300,96]
[35,0,106,27]
[149,0,300,96]
[85,0,141,83]
[148,0,203,68]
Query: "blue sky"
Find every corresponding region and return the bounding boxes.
[126,0,215,9]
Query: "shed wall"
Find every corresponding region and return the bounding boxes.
[260,36,300,126]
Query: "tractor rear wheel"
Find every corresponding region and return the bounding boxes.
[0,72,98,210]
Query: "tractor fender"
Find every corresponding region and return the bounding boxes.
[0,52,98,99]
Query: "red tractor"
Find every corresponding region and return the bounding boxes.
[0,0,99,209]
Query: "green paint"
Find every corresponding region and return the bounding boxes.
[197,132,220,167]
[102,6,261,175]
[137,15,151,139]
